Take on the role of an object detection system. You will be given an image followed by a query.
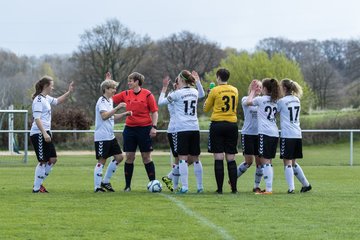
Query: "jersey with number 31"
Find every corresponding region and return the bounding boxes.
[203,84,238,123]
[277,95,302,138]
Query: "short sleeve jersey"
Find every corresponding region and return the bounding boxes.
[203,84,238,123]
[252,95,279,137]
[277,95,302,138]
[94,96,116,142]
[30,95,58,136]
[164,87,199,132]
[241,96,258,135]
[112,89,158,127]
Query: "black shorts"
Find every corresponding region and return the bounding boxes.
[208,121,238,154]
[280,138,303,159]
[258,134,278,159]
[177,131,200,156]
[167,133,178,158]
[94,138,122,160]
[30,131,57,162]
[123,125,153,152]
[241,134,259,155]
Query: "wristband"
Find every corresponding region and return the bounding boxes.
[152,125,157,129]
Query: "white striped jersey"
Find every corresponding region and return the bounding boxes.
[94,96,116,141]
[158,87,199,132]
[159,81,205,133]
[30,95,58,136]
[252,95,279,137]
[277,95,302,138]
[241,96,258,135]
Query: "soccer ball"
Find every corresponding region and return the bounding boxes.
[147,180,162,193]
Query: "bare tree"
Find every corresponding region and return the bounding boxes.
[72,19,151,111]
[154,31,225,80]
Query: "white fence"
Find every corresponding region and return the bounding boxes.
[0,129,359,165]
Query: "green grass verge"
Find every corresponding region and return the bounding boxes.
[1,145,360,239]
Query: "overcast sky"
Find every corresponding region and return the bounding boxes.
[0,0,359,56]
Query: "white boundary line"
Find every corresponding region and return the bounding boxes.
[161,194,235,240]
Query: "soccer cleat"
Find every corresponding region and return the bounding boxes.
[101,182,115,192]
[39,185,49,193]
[94,188,106,193]
[123,187,131,192]
[253,187,264,193]
[161,176,174,192]
[175,188,188,194]
[32,189,40,193]
[255,191,273,195]
[197,188,204,193]
[287,189,295,194]
[300,184,312,193]
[231,190,238,194]
[215,189,223,194]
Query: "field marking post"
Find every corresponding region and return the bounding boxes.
[350,131,353,166]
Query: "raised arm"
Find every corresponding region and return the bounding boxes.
[158,76,171,106]
[192,71,205,99]
[101,102,126,120]
[246,80,259,106]
[57,81,74,104]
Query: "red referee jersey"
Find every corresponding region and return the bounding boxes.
[113,88,158,127]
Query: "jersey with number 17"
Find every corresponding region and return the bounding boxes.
[277,95,302,138]
[165,87,199,132]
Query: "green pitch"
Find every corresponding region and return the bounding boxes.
[0,149,359,239]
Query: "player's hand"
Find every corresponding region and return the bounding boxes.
[149,127,157,138]
[105,72,112,80]
[118,102,127,108]
[250,79,259,91]
[43,132,51,143]
[162,76,171,88]
[192,71,200,82]
[125,111,132,116]
[68,81,75,93]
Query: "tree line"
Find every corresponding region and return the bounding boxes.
[0,18,359,130]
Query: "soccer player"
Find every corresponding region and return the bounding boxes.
[93,76,132,192]
[277,78,312,193]
[159,71,205,192]
[30,76,74,193]
[246,78,281,195]
[158,70,201,194]
[238,80,264,193]
[203,68,239,194]
[112,72,158,192]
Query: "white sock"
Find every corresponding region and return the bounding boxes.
[237,162,249,177]
[94,163,104,190]
[179,160,188,190]
[193,161,203,190]
[167,165,174,179]
[43,162,54,181]
[254,165,263,188]
[293,163,310,187]
[263,164,273,192]
[103,159,118,184]
[33,163,45,191]
[284,165,295,191]
[172,165,180,190]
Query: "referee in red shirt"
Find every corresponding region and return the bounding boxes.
[112,72,158,191]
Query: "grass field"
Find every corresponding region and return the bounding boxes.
[0,143,359,240]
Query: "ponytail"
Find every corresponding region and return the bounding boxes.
[280,78,303,99]
[262,78,280,102]
[32,76,53,99]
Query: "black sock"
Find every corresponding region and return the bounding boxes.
[227,160,237,192]
[214,160,224,192]
[124,162,134,188]
[145,161,156,181]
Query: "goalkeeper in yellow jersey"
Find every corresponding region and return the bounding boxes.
[203,68,239,194]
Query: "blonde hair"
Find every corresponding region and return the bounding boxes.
[248,79,262,95]
[280,78,303,99]
[100,79,119,93]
